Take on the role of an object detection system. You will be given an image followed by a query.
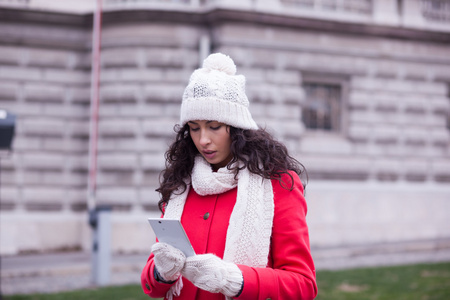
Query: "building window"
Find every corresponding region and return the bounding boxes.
[0,0,30,7]
[447,85,450,130]
[301,75,347,132]
[302,83,341,131]
[422,0,450,22]
[280,0,373,15]
[447,109,450,130]
[105,0,190,6]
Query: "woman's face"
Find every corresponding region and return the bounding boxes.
[188,120,232,170]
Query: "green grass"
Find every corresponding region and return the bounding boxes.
[3,285,157,300]
[316,262,450,300]
[4,262,450,300]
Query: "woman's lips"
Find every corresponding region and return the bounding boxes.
[202,150,216,160]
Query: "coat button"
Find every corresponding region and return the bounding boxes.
[203,212,210,220]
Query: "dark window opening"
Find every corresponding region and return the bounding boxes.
[302,83,342,131]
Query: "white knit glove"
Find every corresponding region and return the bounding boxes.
[151,242,186,282]
[181,254,243,297]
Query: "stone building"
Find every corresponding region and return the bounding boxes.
[0,0,449,257]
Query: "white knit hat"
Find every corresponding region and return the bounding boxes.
[180,53,258,130]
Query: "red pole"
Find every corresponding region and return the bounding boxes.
[88,0,103,212]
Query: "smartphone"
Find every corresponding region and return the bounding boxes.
[147,218,196,257]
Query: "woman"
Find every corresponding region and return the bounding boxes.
[141,53,317,300]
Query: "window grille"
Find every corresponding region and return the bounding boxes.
[302,82,342,131]
[280,0,372,15]
[105,0,190,4]
[447,85,450,130]
[422,0,450,22]
[0,0,29,5]
[447,110,450,131]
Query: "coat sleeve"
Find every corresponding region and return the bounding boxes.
[141,209,176,298]
[141,252,176,298]
[235,171,317,300]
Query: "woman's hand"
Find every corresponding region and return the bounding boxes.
[151,242,186,282]
[181,253,243,297]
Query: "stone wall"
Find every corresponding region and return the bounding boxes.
[0,6,449,255]
[210,21,450,248]
[0,11,93,254]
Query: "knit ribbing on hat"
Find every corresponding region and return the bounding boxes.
[180,97,258,130]
[180,53,258,130]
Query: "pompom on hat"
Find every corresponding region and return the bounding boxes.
[180,53,258,130]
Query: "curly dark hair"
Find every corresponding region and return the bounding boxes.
[156,124,307,212]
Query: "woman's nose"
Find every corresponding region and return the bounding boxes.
[199,130,211,146]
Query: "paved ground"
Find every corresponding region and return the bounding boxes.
[1,251,148,295]
[2,238,450,296]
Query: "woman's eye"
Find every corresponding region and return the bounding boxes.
[190,127,200,132]
[210,125,221,130]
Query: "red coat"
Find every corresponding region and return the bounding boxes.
[141,171,317,299]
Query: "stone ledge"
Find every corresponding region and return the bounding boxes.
[312,238,450,270]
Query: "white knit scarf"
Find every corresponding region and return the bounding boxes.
[163,156,274,299]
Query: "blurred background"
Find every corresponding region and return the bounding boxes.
[0,0,449,294]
